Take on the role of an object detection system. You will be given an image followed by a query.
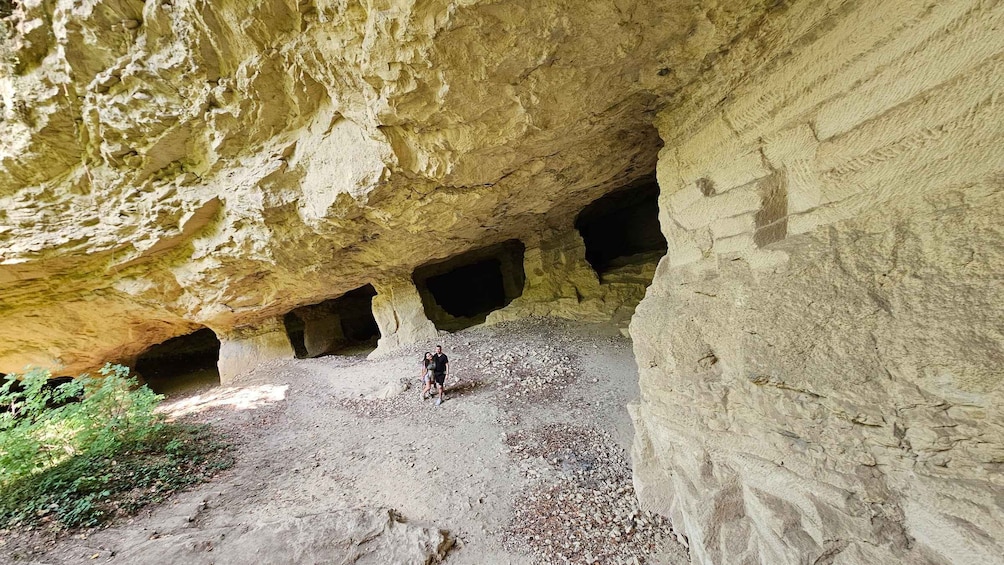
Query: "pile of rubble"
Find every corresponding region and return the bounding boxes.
[501,424,676,564]
[336,379,420,420]
[464,340,579,404]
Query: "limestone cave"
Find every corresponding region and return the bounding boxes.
[413,240,526,332]
[133,328,221,395]
[283,284,381,357]
[0,1,1001,563]
[575,178,667,279]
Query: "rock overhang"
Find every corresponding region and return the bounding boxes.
[2,1,1004,564]
[0,0,761,373]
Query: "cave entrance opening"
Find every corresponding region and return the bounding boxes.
[134,328,221,396]
[283,284,381,358]
[575,178,667,281]
[414,240,526,332]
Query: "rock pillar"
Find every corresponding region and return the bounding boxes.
[217,318,295,384]
[371,277,439,355]
[302,314,344,358]
[490,228,609,322]
[293,307,345,358]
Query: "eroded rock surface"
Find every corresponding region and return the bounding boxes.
[107,508,452,565]
[1,1,1003,564]
[0,0,759,372]
[631,1,1004,564]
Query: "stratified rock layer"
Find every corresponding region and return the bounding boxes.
[1,1,1003,564]
[631,1,1004,563]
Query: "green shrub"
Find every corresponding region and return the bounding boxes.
[0,364,231,530]
[0,364,160,484]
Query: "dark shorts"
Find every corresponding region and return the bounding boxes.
[434,372,446,386]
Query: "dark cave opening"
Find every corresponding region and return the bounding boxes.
[134,328,221,395]
[413,240,526,332]
[429,259,506,318]
[575,178,667,276]
[0,1,17,19]
[284,314,308,359]
[283,284,380,358]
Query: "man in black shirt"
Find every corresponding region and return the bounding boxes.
[431,345,449,405]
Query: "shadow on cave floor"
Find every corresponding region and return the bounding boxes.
[142,368,221,398]
[327,337,379,357]
[598,250,664,284]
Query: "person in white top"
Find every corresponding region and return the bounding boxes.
[419,351,435,400]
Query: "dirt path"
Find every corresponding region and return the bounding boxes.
[6,319,689,565]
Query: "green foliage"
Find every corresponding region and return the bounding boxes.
[0,364,162,484]
[0,364,232,531]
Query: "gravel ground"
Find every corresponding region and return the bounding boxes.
[6,318,689,565]
[502,424,676,564]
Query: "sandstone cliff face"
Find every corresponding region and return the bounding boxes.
[1,0,1003,564]
[0,0,752,373]
[630,1,1004,563]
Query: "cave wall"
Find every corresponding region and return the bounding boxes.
[285,284,379,358]
[133,327,219,379]
[301,309,347,358]
[630,1,1004,564]
[489,224,657,331]
[575,179,666,275]
[0,1,1001,561]
[0,0,761,374]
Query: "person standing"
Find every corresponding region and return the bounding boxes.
[431,345,449,406]
[419,351,435,400]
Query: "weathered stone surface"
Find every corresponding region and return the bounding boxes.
[0,0,755,373]
[302,313,344,358]
[218,318,294,384]
[371,277,439,355]
[631,1,1004,563]
[104,507,452,564]
[489,226,656,330]
[1,1,1002,563]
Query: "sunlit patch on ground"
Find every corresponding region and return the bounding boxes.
[157,385,288,419]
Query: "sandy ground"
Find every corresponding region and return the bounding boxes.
[4,319,689,565]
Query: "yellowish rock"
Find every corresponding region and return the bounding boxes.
[0,1,1002,564]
